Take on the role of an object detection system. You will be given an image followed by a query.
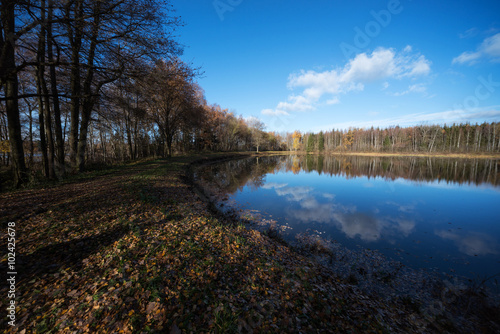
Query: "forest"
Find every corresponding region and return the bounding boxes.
[290,122,500,154]
[1,0,499,188]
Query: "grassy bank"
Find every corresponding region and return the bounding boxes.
[0,155,498,333]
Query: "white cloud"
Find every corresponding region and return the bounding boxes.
[408,83,426,93]
[453,33,500,65]
[459,27,479,39]
[276,95,315,112]
[407,55,432,76]
[326,97,340,105]
[264,47,431,117]
[390,83,428,96]
[287,68,355,99]
[261,108,289,116]
[452,51,482,65]
[341,48,400,82]
[482,33,500,58]
[261,95,313,116]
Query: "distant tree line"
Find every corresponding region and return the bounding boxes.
[288,123,500,154]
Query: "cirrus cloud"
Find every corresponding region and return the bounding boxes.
[452,33,500,65]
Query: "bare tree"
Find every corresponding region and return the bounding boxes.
[144,59,198,157]
[248,117,265,152]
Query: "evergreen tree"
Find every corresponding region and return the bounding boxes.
[318,131,325,152]
[307,134,316,152]
[383,136,391,150]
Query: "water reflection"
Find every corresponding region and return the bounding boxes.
[199,156,279,194]
[435,230,498,257]
[200,155,500,189]
[197,155,500,279]
[297,155,499,186]
[275,183,417,243]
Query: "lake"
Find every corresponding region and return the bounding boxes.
[196,155,500,284]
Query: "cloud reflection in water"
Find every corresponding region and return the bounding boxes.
[435,230,498,256]
[267,184,416,242]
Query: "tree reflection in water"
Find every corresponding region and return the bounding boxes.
[199,155,499,192]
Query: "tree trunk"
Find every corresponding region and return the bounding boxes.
[28,104,34,166]
[77,100,93,171]
[42,78,56,179]
[1,0,27,187]
[466,127,470,152]
[47,0,65,177]
[37,0,55,179]
[477,128,483,152]
[125,111,134,159]
[99,127,107,163]
[36,68,49,178]
[166,134,173,157]
[67,0,84,169]
[77,0,101,171]
[494,123,497,152]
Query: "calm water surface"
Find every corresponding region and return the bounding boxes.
[198,155,500,281]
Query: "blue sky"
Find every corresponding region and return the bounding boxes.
[174,0,500,133]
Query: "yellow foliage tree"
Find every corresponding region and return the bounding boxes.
[292,131,301,151]
[343,129,354,150]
